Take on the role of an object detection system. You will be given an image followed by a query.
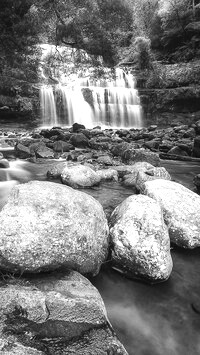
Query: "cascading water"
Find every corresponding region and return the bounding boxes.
[40,68,143,129]
[40,86,58,126]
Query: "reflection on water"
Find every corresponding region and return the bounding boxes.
[0,158,200,354]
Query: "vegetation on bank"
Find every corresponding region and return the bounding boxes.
[1,0,200,70]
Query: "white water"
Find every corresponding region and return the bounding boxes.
[40,86,58,126]
[40,68,143,129]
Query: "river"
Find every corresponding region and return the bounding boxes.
[0,158,200,355]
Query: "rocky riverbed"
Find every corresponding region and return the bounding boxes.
[0,122,200,354]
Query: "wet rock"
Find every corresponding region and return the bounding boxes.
[89,138,110,151]
[183,127,196,139]
[113,162,153,179]
[15,143,32,159]
[136,167,171,193]
[148,125,157,131]
[143,180,200,248]
[0,159,10,168]
[0,181,109,274]
[96,169,118,182]
[167,146,189,156]
[195,119,200,134]
[110,142,131,157]
[72,122,86,132]
[46,162,69,179]
[61,164,101,188]
[53,140,74,152]
[122,148,160,167]
[70,133,89,148]
[193,174,200,193]
[159,140,175,153]
[192,136,200,157]
[0,270,128,355]
[96,154,113,165]
[144,139,160,151]
[109,195,172,282]
[121,162,154,188]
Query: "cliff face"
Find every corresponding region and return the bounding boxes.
[136,61,200,126]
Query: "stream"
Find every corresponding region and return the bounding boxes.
[0,158,200,355]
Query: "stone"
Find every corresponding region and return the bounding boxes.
[183,128,196,139]
[53,140,74,152]
[15,143,32,159]
[135,167,171,193]
[46,162,69,179]
[72,122,86,132]
[110,142,130,157]
[0,181,109,274]
[96,169,118,182]
[121,162,154,188]
[113,162,154,179]
[30,142,54,159]
[96,155,113,165]
[109,195,172,282]
[122,148,160,166]
[0,270,127,355]
[61,164,101,188]
[192,136,200,157]
[70,133,89,148]
[167,146,189,156]
[193,174,200,193]
[143,179,200,248]
[0,159,9,168]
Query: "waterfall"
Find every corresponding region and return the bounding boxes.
[40,68,143,129]
[40,86,58,127]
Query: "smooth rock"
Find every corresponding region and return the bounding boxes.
[0,181,109,274]
[143,179,200,248]
[135,167,171,192]
[0,270,128,355]
[109,195,172,282]
[61,164,101,188]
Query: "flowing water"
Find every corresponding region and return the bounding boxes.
[0,159,200,355]
[40,68,143,129]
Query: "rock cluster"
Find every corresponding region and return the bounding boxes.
[1,121,200,353]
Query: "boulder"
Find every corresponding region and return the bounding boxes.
[109,195,172,282]
[96,154,113,165]
[113,162,153,179]
[96,169,118,182]
[72,122,86,132]
[15,143,32,159]
[121,162,154,188]
[69,133,89,148]
[167,146,189,156]
[143,179,200,248]
[122,148,160,166]
[46,162,69,179]
[61,164,101,188]
[30,142,54,159]
[53,140,74,152]
[0,159,9,168]
[0,270,128,355]
[136,167,171,193]
[0,181,109,274]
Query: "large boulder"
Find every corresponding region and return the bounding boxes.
[135,167,171,192]
[0,271,128,355]
[109,195,172,282]
[122,148,160,166]
[0,181,109,274]
[143,179,200,248]
[61,164,101,188]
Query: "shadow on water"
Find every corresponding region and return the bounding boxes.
[0,158,200,354]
